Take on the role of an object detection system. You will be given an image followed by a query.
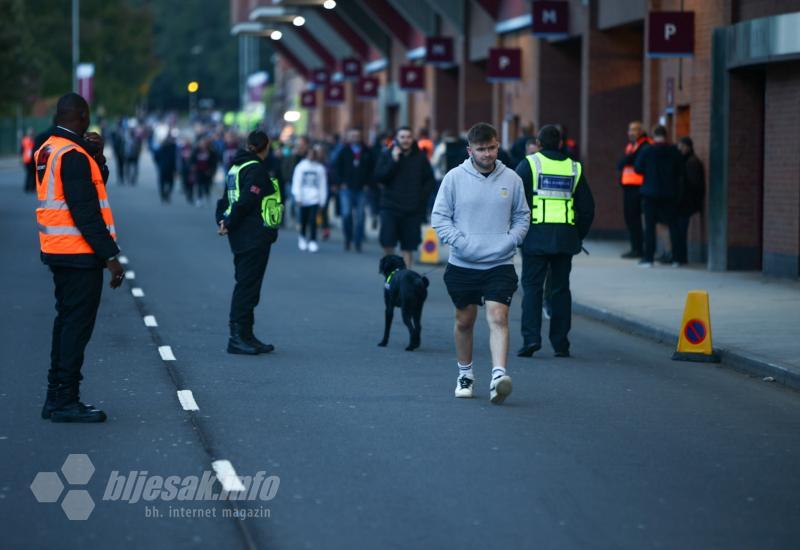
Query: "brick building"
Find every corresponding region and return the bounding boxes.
[230,0,800,278]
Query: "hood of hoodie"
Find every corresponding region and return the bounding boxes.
[458,157,507,182]
[231,149,260,166]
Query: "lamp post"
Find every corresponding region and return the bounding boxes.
[72,0,79,92]
[187,81,199,117]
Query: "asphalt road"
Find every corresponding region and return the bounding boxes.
[1,153,799,550]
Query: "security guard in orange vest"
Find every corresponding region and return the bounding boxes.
[515,125,594,358]
[617,121,652,259]
[36,93,124,423]
[21,128,36,193]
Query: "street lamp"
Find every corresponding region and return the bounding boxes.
[293,16,305,26]
[323,0,336,9]
[187,81,199,115]
[270,30,282,40]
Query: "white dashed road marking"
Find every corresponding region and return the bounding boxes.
[119,255,129,264]
[212,460,246,492]
[125,271,136,280]
[177,390,199,411]
[143,315,158,327]
[158,345,176,361]
[131,288,144,297]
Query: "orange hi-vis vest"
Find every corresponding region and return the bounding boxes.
[620,137,651,186]
[35,135,117,255]
[21,135,34,164]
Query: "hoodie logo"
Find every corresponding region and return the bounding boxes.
[500,186,509,198]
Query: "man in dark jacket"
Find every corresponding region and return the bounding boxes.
[335,128,375,251]
[154,135,177,203]
[216,130,279,355]
[375,126,435,267]
[37,93,125,423]
[634,125,683,267]
[674,136,705,265]
[516,125,595,358]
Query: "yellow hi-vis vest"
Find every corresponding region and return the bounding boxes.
[526,152,582,225]
[224,160,283,228]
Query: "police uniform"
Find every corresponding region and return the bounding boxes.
[36,127,119,421]
[515,150,595,356]
[216,150,282,354]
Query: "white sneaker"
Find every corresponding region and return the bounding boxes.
[308,241,319,253]
[489,375,512,405]
[637,261,653,268]
[298,236,308,251]
[455,376,474,398]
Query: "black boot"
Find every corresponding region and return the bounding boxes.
[50,386,107,423]
[41,383,59,419]
[227,322,260,355]
[242,324,275,354]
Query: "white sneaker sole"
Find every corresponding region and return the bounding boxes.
[454,388,474,398]
[490,376,512,405]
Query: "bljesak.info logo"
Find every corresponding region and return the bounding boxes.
[30,454,279,520]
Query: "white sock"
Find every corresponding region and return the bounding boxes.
[458,361,474,380]
[491,367,507,380]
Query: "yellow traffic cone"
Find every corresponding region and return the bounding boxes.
[672,290,720,363]
[418,226,442,265]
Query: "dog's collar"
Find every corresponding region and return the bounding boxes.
[384,269,400,289]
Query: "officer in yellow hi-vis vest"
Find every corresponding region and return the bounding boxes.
[215,130,282,355]
[514,125,594,358]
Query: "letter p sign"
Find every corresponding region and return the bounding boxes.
[664,23,677,40]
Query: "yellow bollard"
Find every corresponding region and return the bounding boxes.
[672,290,720,363]
[418,226,441,265]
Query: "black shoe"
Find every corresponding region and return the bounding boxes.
[620,250,642,259]
[517,343,542,357]
[248,333,275,354]
[227,323,259,355]
[51,402,107,423]
[554,350,570,358]
[41,383,59,419]
[656,252,672,265]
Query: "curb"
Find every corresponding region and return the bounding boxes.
[573,301,800,392]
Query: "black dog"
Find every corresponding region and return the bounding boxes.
[378,255,429,351]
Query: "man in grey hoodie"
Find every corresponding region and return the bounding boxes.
[431,123,530,404]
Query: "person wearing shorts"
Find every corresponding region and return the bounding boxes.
[375,127,435,268]
[431,122,530,405]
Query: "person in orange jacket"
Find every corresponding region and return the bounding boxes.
[616,121,652,259]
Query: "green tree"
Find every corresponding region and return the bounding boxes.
[0,0,41,114]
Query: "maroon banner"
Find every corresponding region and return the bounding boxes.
[300,90,317,109]
[312,69,330,85]
[648,12,694,57]
[487,48,522,81]
[425,37,454,65]
[341,58,362,79]
[356,76,379,99]
[325,83,345,104]
[399,65,425,90]
[532,1,569,37]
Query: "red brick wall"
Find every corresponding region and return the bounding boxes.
[762,62,800,276]
[726,67,764,270]
[583,22,644,235]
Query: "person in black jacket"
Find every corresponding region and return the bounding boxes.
[335,128,375,251]
[634,125,683,267]
[216,131,278,355]
[515,125,595,358]
[674,136,705,265]
[39,93,125,423]
[375,126,435,268]
[154,134,177,203]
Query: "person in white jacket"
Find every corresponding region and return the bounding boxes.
[291,145,328,253]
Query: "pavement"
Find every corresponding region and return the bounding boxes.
[1,152,799,549]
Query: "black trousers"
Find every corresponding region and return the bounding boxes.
[48,266,104,389]
[230,245,271,326]
[642,197,679,263]
[622,186,643,255]
[299,205,319,241]
[520,254,573,352]
[158,174,174,202]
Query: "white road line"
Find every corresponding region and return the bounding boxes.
[119,255,129,265]
[124,271,136,280]
[131,288,144,297]
[176,390,199,411]
[158,345,176,361]
[143,315,158,327]
[212,460,246,492]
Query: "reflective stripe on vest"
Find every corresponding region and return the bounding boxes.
[526,152,581,225]
[224,160,284,228]
[35,135,117,255]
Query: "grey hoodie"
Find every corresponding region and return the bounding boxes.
[431,158,530,270]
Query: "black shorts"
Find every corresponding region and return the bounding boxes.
[379,210,422,251]
[443,263,518,309]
